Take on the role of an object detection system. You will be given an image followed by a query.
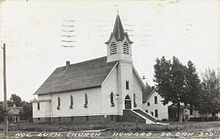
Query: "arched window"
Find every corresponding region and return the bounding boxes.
[70,95,73,109]
[123,42,129,54]
[84,93,88,108]
[110,92,115,107]
[57,97,60,110]
[133,94,137,107]
[110,42,117,55]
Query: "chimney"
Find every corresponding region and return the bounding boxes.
[66,61,70,69]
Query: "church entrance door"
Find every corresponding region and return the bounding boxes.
[124,95,131,109]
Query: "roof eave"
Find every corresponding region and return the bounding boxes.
[36,85,102,96]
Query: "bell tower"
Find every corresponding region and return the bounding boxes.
[105,15,135,115]
[105,15,133,63]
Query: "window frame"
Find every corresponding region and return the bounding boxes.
[110,92,115,107]
[133,94,137,107]
[126,81,129,90]
[70,95,73,109]
[57,97,61,110]
[84,93,88,108]
[154,96,158,104]
[155,110,158,117]
[37,102,40,110]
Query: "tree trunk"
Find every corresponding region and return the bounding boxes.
[177,102,182,123]
[212,113,216,121]
[202,114,204,122]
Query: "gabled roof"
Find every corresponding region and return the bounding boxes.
[143,88,155,103]
[105,15,133,44]
[34,56,118,95]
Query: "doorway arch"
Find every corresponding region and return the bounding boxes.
[124,95,131,109]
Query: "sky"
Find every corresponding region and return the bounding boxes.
[0,0,219,101]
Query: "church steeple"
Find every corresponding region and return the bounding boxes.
[106,15,133,63]
[106,15,133,44]
[112,15,125,41]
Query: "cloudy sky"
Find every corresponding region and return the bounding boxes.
[0,0,219,101]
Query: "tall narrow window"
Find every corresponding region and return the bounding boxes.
[123,42,129,54]
[110,42,117,55]
[110,92,115,107]
[126,81,129,90]
[70,95,73,109]
[151,112,154,116]
[37,102,40,110]
[71,116,74,122]
[133,94,137,107]
[147,102,150,106]
[57,97,60,110]
[84,93,88,108]
[155,110,158,117]
[85,116,89,122]
[154,96,158,104]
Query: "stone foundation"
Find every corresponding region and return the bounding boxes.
[33,115,120,123]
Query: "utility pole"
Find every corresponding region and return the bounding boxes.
[2,43,8,138]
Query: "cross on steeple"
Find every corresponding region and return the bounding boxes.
[115,5,119,15]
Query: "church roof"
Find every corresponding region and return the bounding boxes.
[34,56,117,95]
[105,15,133,44]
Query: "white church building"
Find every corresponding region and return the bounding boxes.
[32,15,157,124]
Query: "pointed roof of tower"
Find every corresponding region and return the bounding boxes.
[113,15,125,41]
[105,15,133,44]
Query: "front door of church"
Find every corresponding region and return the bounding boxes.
[124,95,132,109]
[125,99,131,109]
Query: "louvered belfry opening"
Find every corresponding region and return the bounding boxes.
[123,42,129,54]
[110,42,117,55]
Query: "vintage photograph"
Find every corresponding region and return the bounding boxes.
[0,0,220,138]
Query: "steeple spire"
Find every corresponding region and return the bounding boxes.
[105,15,132,44]
[113,15,125,41]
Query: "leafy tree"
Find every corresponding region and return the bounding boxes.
[10,94,22,107]
[0,103,4,123]
[197,68,220,120]
[154,56,201,123]
[20,101,32,122]
[183,61,201,109]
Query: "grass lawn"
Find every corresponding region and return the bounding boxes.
[0,121,220,138]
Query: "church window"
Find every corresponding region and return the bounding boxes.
[110,115,114,121]
[155,110,158,117]
[71,116,74,121]
[126,81,129,90]
[85,116,89,122]
[145,110,148,113]
[151,112,154,116]
[110,42,117,55]
[147,102,150,106]
[133,94,137,107]
[110,92,115,107]
[70,95,73,109]
[57,97,60,110]
[37,102,40,110]
[154,96,158,104]
[84,94,88,108]
[123,42,129,54]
